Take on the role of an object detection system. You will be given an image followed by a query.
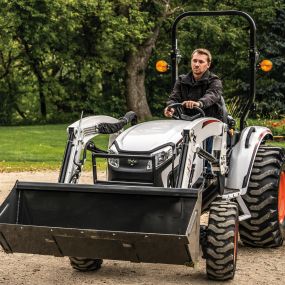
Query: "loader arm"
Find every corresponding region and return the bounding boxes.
[175,118,228,189]
[59,115,120,184]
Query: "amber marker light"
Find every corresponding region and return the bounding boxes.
[155,60,169,73]
[259,59,273,72]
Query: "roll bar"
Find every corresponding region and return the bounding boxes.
[171,10,257,130]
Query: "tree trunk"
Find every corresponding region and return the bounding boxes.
[124,1,178,121]
[125,27,160,120]
[7,80,27,120]
[38,80,47,118]
[20,38,47,119]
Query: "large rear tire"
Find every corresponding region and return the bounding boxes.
[69,257,103,272]
[239,146,285,247]
[206,201,239,281]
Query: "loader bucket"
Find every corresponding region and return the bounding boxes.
[0,181,201,266]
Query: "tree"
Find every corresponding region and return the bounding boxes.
[122,1,174,120]
[0,0,283,125]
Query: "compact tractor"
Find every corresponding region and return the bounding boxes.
[0,10,284,281]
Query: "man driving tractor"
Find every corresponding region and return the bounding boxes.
[164,48,227,176]
[164,48,226,122]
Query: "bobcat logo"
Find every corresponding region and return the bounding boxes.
[128,159,138,166]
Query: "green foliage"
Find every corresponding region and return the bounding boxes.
[0,0,284,125]
[0,0,156,124]
[254,5,285,118]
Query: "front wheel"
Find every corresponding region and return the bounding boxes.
[206,200,239,281]
[69,257,103,272]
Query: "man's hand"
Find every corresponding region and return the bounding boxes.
[164,107,175,117]
[182,100,201,109]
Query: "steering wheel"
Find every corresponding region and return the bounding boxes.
[166,103,205,121]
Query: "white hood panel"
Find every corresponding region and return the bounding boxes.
[115,120,194,152]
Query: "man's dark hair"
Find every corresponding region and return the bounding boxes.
[191,48,212,63]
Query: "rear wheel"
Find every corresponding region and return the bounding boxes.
[239,146,285,247]
[69,257,103,271]
[206,201,239,281]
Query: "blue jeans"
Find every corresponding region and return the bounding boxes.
[205,137,213,174]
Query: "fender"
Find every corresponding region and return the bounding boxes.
[225,126,272,195]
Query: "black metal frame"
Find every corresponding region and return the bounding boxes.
[171,10,257,130]
[58,127,75,183]
[175,129,190,188]
[86,139,179,187]
[92,151,156,185]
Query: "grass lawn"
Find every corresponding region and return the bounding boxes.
[0,123,284,172]
[266,141,285,148]
[0,124,109,172]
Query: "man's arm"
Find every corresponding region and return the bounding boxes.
[198,77,223,108]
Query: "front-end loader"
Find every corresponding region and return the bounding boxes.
[0,10,284,281]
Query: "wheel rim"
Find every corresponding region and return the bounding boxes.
[278,171,285,224]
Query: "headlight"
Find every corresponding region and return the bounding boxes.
[108,144,119,168]
[147,145,173,170]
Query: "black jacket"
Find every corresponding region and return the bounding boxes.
[167,70,226,122]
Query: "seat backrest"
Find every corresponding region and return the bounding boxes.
[220,96,228,123]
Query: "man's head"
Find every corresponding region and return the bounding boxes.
[191,48,212,80]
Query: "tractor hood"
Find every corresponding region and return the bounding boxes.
[114,120,193,152]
